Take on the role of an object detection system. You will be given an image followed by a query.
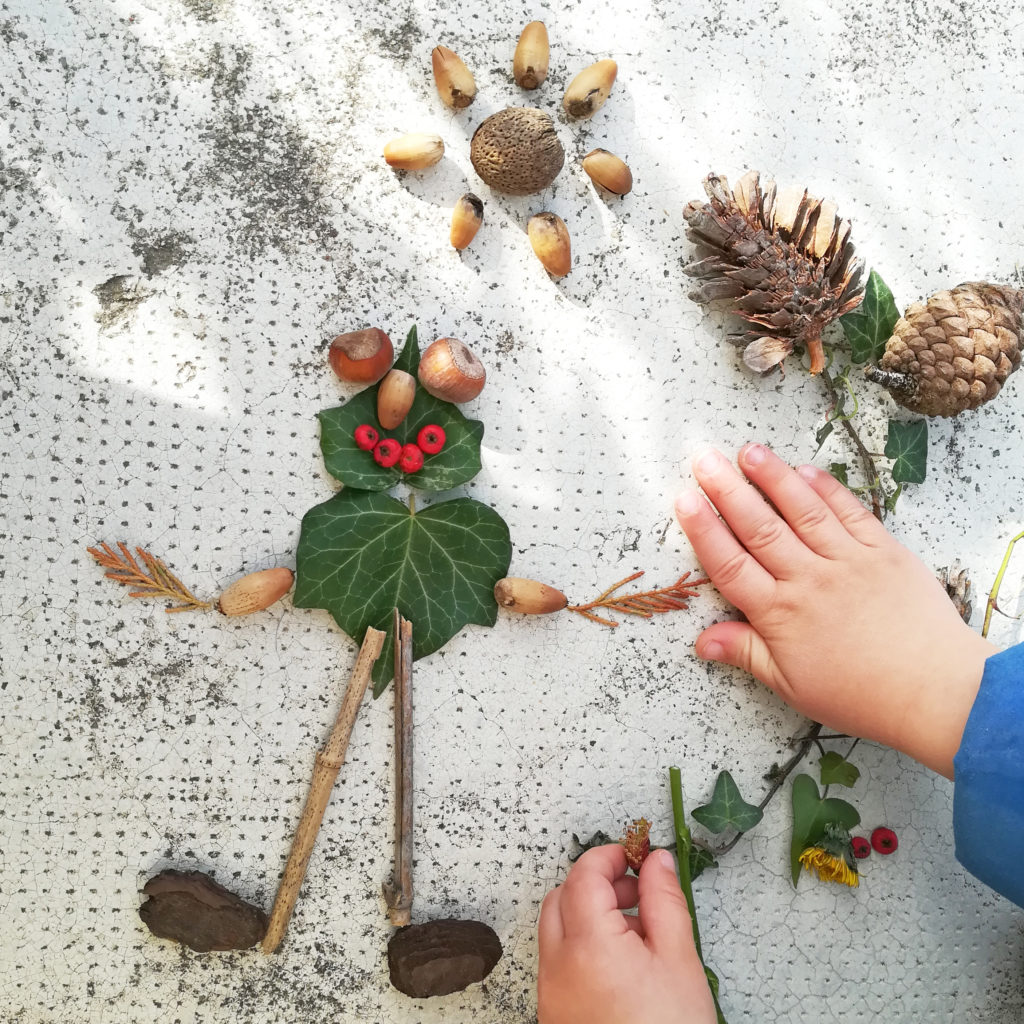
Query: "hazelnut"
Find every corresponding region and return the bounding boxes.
[563,59,617,118]
[470,108,564,196]
[513,22,549,89]
[418,337,486,403]
[432,46,477,108]
[377,369,417,429]
[329,328,394,384]
[450,193,484,250]
[527,212,571,278]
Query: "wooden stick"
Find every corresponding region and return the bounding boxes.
[261,627,386,954]
[383,609,414,926]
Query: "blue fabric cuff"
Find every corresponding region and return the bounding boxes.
[953,642,1024,909]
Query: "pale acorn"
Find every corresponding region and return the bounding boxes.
[432,46,477,108]
[494,577,568,614]
[219,568,295,616]
[383,134,444,170]
[563,59,617,118]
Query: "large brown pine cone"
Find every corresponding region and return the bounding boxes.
[865,282,1023,417]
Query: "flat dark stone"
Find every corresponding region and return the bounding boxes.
[139,869,268,953]
[387,918,502,998]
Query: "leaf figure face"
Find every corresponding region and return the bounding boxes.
[294,490,512,695]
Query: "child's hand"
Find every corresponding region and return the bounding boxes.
[537,844,716,1024]
[675,444,998,777]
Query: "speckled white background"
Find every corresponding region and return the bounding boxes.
[3,0,1024,1020]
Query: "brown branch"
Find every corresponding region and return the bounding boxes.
[87,542,212,612]
[567,571,709,628]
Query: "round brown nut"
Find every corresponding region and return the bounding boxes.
[470,107,565,196]
[418,337,486,403]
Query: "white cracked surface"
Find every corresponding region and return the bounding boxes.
[3,0,1024,1020]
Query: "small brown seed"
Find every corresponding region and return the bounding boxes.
[582,149,632,196]
[383,133,445,170]
[450,193,484,250]
[432,46,477,108]
[527,212,571,278]
[513,21,549,89]
[563,59,617,118]
[377,369,417,429]
[494,577,568,614]
[219,567,295,616]
[418,337,486,403]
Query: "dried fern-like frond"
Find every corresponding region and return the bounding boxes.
[567,571,708,628]
[87,542,212,613]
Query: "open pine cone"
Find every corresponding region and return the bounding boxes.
[864,282,1023,417]
[683,171,864,374]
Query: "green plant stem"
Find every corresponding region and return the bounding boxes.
[819,367,883,521]
[670,767,727,1024]
[983,529,1024,638]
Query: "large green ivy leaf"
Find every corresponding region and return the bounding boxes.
[294,489,512,695]
[840,269,901,364]
[885,419,928,484]
[790,774,860,886]
[819,751,861,788]
[318,327,484,492]
[692,770,763,835]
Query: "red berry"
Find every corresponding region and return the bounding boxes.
[851,836,871,860]
[417,424,446,455]
[354,424,379,451]
[871,826,898,855]
[398,443,425,474]
[372,438,402,468]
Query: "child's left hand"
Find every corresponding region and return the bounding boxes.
[537,844,716,1024]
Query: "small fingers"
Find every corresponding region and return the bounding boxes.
[696,620,790,700]
[795,463,890,546]
[557,844,632,939]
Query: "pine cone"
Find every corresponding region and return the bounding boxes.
[683,171,864,374]
[865,282,1023,417]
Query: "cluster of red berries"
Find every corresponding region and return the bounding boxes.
[851,826,898,860]
[353,423,446,474]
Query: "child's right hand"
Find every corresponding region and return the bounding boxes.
[675,444,998,778]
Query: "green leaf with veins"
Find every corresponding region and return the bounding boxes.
[789,774,860,886]
[819,751,861,788]
[692,770,763,834]
[318,326,484,492]
[294,489,511,695]
[885,419,928,484]
[829,462,849,486]
[840,269,901,364]
[688,844,718,881]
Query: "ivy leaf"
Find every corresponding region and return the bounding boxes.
[688,844,718,882]
[318,326,484,492]
[692,770,763,834]
[884,419,928,484]
[790,774,860,886]
[294,489,512,695]
[819,751,861,788]
[829,462,849,486]
[840,269,901,364]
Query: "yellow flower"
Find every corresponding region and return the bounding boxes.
[799,846,859,888]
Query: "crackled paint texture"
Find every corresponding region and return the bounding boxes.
[3,0,1024,1020]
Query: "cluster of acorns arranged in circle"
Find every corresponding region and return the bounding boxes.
[353,423,447,475]
[383,23,631,278]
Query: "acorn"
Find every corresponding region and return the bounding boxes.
[513,21,549,89]
[377,369,417,429]
[219,567,294,616]
[581,149,632,196]
[383,133,445,170]
[470,107,565,196]
[450,193,484,250]
[563,59,617,118]
[432,46,476,108]
[418,337,486,403]
[527,213,571,278]
[494,577,568,615]
[329,328,394,384]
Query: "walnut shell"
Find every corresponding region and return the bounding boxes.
[387,918,502,997]
[470,107,564,196]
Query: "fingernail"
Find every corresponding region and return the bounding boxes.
[699,640,725,661]
[743,443,767,466]
[675,490,702,518]
[653,848,675,871]
[796,464,819,482]
[693,448,721,474]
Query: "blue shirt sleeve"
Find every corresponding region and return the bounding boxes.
[953,641,1024,908]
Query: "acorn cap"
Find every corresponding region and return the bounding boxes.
[470,107,565,196]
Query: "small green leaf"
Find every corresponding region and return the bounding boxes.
[294,490,512,694]
[692,770,763,834]
[819,751,861,788]
[318,326,484,492]
[885,419,928,484]
[829,462,849,486]
[688,844,718,881]
[790,774,860,886]
[840,269,901,364]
